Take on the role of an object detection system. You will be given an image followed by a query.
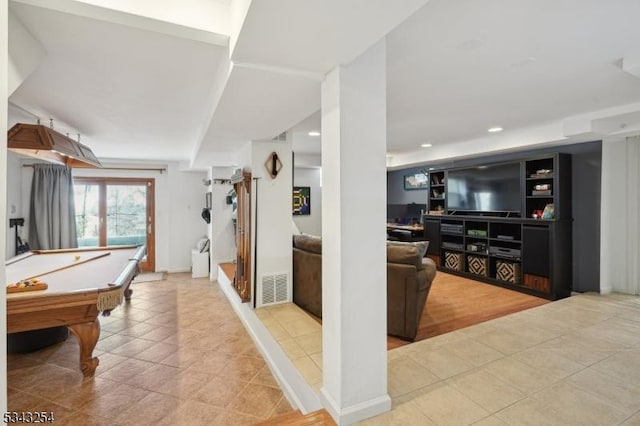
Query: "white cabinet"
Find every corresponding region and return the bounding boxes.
[191,249,209,278]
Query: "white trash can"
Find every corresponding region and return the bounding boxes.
[191,249,209,278]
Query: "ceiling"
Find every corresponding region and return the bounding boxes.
[7,0,640,170]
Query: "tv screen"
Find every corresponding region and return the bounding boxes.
[447,163,521,213]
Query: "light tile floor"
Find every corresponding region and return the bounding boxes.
[12,273,640,425]
[7,273,293,425]
[259,293,640,425]
[256,304,324,393]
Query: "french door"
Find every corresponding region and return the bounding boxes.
[73,177,155,272]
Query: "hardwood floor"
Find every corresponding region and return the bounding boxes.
[387,271,549,349]
[255,409,336,426]
[220,262,236,281]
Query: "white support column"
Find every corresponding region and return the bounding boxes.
[320,39,390,425]
[600,135,640,295]
[627,136,640,294]
[1,0,9,411]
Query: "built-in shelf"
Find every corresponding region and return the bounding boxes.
[422,153,572,300]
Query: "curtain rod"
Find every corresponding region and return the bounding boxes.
[22,165,167,173]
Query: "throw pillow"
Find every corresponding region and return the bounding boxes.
[387,240,429,258]
[293,234,322,254]
[387,244,423,269]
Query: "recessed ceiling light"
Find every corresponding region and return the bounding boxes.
[488,127,503,133]
[308,131,321,137]
[421,143,433,148]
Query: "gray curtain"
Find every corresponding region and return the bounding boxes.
[28,164,78,250]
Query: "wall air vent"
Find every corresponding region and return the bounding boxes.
[272,132,287,141]
[260,272,289,306]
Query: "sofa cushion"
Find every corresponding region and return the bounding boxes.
[387,243,424,270]
[293,234,322,254]
[386,240,429,258]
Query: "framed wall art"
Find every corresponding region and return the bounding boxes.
[293,186,311,215]
[404,173,429,190]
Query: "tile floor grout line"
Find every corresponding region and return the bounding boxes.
[8,273,294,424]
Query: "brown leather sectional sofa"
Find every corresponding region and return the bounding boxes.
[292,234,436,341]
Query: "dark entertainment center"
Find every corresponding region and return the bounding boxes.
[422,153,572,300]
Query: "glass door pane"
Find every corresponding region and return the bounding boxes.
[74,184,100,247]
[106,184,147,247]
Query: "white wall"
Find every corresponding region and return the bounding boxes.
[8,9,46,95]
[2,0,9,410]
[293,167,322,236]
[251,140,293,307]
[236,141,253,170]
[209,166,236,280]
[18,160,206,272]
[5,152,22,259]
[165,162,209,272]
[600,135,640,294]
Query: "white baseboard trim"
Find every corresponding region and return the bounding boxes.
[599,285,613,294]
[320,387,391,425]
[217,266,323,414]
[165,268,190,273]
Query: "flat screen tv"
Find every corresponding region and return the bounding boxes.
[447,163,521,215]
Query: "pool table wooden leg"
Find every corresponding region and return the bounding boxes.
[124,264,140,301]
[68,319,100,377]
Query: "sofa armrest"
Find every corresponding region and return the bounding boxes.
[422,257,437,283]
[387,262,428,341]
[292,248,323,318]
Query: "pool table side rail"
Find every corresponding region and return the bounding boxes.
[5,251,35,267]
[101,245,146,309]
[31,244,142,255]
[6,291,98,333]
[106,245,146,289]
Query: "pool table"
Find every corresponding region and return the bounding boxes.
[5,245,146,376]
